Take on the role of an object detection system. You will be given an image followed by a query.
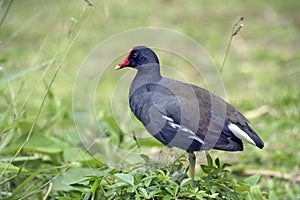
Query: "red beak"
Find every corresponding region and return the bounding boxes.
[115,50,132,70]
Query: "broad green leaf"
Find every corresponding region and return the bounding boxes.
[180,178,192,187]
[205,151,213,167]
[149,190,160,198]
[249,185,265,200]
[235,184,250,194]
[138,187,149,198]
[142,175,156,187]
[110,182,128,188]
[104,189,116,197]
[244,173,261,186]
[83,193,91,200]
[221,163,232,170]
[114,173,134,186]
[126,185,135,193]
[52,167,105,192]
[174,185,179,196]
[162,195,173,200]
[200,165,212,173]
[166,186,176,196]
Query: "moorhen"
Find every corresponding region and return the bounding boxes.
[115,46,264,183]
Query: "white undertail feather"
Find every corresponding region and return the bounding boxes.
[228,123,256,146]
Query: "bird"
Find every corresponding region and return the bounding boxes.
[115,46,264,185]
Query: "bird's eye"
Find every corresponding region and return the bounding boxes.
[132,52,138,58]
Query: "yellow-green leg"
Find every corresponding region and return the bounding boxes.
[188,151,196,187]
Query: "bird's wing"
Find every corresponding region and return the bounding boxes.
[191,85,264,150]
[130,81,263,152]
[129,83,205,150]
[161,79,263,151]
[154,82,244,151]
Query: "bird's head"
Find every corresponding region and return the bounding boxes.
[116,46,159,70]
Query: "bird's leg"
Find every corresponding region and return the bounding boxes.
[188,151,196,187]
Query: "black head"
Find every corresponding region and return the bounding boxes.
[116,46,159,70]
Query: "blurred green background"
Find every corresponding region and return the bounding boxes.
[1,0,299,199]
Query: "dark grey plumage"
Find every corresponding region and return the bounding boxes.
[117,46,264,152]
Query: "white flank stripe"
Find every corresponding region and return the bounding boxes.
[188,136,204,144]
[162,115,194,134]
[162,115,174,122]
[228,123,256,146]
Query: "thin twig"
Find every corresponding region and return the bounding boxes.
[133,131,141,149]
[234,169,300,183]
[42,182,52,200]
[220,17,244,73]
[85,0,95,7]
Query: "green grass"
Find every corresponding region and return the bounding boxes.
[1,0,299,199]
